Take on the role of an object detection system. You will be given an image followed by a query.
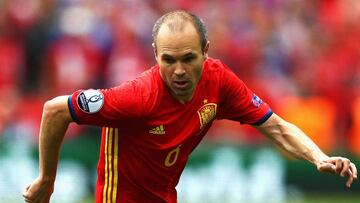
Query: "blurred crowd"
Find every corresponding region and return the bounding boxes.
[0,0,360,156]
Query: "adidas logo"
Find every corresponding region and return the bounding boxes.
[149,125,165,135]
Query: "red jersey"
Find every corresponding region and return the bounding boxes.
[68,58,272,203]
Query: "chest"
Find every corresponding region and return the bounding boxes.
[142,94,219,148]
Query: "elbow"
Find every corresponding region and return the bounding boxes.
[43,97,72,123]
[43,99,59,116]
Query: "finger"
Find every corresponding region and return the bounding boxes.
[340,159,350,177]
[23,196,34,203]
[23,184,31,196]
[23,193,34,202]
[24,195,34,203]
[335,158,343,173]
[23,186,40,203]
[24,198,33,203]
[350,163,358,179]
[318,162,336,173]
[23,191,34,201]
[346,170,354,188]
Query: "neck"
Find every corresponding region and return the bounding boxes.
[174,94,193,104]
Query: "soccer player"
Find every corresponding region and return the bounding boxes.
[23,10,357,203]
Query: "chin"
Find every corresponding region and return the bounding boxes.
[175,88,193,96]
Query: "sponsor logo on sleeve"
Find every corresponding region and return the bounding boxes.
[252,94,263,108]
[77,89,104,113]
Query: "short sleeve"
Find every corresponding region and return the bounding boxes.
[217,65,272,125]
[68,80,144,127]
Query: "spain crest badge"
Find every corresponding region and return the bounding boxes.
[197,103,217,129]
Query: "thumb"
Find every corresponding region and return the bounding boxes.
[317,162,336,173]
[23,184,32,199]
[23,184,31,195]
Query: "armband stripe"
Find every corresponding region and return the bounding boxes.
[252,109,273,126]
[68,95,80,123]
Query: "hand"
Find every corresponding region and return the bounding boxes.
[23,177,54,203]
[316,156,358,187]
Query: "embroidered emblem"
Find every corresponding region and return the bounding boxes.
[197,103,217,129]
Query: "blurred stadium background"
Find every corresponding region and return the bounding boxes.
[0,0,360,202]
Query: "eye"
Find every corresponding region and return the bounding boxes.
[163,57,175,64]
[183,56,196,63]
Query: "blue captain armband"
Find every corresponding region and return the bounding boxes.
[252,109,273,126]
[67,95,80,123]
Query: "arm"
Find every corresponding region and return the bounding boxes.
[23,96,73,203]
[255,113,357,187]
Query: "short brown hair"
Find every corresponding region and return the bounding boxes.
[152,10,208,52]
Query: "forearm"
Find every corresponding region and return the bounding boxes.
[256,113,357,187]
[256,114,328,165]
[38,96,72,181]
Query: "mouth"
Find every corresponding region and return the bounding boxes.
[173,80,191,90]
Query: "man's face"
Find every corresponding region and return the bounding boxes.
[154,23,209,103]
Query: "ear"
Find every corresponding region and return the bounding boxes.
[203,41,210,58]
[152,42,158,59]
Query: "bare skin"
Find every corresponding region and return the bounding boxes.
[256,113,357,187]
[154,21,209,104]
[23,96,71,203]
[23,11,357,203]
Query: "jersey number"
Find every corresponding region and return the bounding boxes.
[164,145,182,167]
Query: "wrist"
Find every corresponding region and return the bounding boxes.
[311,153,329,166]
[305,149,329,166]
[39,174,56,183]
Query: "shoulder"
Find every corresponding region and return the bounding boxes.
[104,65,161,117]
[203,57,226,71]
[120,65,160,90]
[106,65,160,103]
[203,57,234,76]
[202,57,237,82]
[131,65,161,110]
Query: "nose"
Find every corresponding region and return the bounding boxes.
[174,62,186,77]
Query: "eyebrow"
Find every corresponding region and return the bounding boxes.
[161,54,175,59]
[161,52,195,59]
[183,52,196,58]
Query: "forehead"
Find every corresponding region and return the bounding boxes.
[156,22,201,56]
